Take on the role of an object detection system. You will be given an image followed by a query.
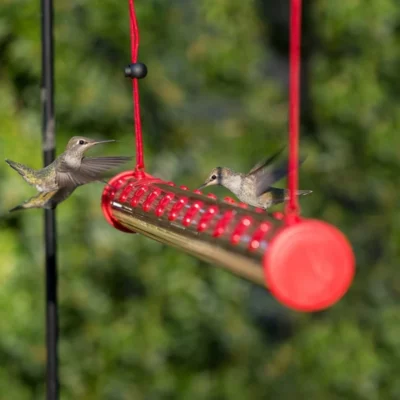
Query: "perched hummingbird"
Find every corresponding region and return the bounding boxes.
[5,136,132,211]
[198,149,312,209]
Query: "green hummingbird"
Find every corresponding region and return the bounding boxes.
[5,136,132,211]
[198,149,312,209]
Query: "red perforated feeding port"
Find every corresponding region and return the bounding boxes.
[264,219,355,312]
[102,174,281,248]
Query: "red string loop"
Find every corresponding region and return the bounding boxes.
[128,0,145,177]
[128,0,302,207]
[285,0,302,224]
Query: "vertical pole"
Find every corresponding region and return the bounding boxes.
[41,0,59,399]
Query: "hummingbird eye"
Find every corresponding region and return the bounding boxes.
[78,139,86,145]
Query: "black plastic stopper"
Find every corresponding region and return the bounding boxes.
[124,63,148,79]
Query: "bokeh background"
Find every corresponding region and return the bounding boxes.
[1,0,400,398]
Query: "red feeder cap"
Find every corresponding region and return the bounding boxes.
[264,219,355,312]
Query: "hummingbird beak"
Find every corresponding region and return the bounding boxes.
[197,180,214,190]
[89,139,116,147]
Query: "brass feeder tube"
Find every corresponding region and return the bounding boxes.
[102,172,284,287]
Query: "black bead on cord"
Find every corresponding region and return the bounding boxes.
[125,62,148,79]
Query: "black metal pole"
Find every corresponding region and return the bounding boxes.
[41,0,58,399]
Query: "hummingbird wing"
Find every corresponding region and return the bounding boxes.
[80,156,133,176]
[46,187,78,208]
[247,147,285,176]
[253,160,289,197]
[248,151,307,197]
[56,156,132,188]
[246,148,288,196]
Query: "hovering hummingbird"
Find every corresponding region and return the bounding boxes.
[198,149,312,209]
[5,136,132,211]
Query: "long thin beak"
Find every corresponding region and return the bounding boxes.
[90,139,116,146]
[197,182,209,190]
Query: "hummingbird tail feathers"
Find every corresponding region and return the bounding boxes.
[9,204,25,212]
[5,159,36,185]
[296,189,313,197]
[8,191,58,212]
[283,189,313,201]
[5,159,27,175]
[269,188,313,205]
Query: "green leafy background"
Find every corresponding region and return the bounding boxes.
[1,0,399,398]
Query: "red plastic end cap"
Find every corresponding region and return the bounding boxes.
[264,219,355,312]
[101,170,136,234]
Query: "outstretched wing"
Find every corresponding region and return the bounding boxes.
[246,148,288,196]
[56,156,132,188]
[249,151,306,197]
[46,187,77,208]
[254,161,291,197]
[247,147,285,176]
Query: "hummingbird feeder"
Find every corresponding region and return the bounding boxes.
[101,0,355,312]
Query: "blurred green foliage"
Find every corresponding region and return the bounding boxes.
[1,0,400,398]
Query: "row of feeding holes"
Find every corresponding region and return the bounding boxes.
[117,181,280,250]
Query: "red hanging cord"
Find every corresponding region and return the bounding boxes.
[128,0,145,176]
[285,0,302,224]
